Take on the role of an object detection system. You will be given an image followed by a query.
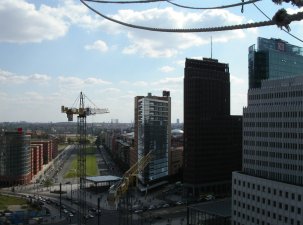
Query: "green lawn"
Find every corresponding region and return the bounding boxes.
[64,155,98,178]
[0,195,27,210]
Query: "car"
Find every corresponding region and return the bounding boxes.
[134,209,143,214]
[148,205,155,210]
[69,213,74,217]
[63,209,69,214]
[176,201,184,205]
[162,203,170,208]
[205,195,215,201]
[88,208,97,213]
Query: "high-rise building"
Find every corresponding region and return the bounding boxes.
[0,129,31,187]
[134,91,171,189]
[183,58,242,197]
[232,76,303,225]
[249,37,303,89]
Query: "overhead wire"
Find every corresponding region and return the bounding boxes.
[253,2,303,42]
[81,0,303,33]
[165,0,262,10]
[83,0,164,4]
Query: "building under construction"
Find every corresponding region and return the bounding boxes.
[0,129,31,187]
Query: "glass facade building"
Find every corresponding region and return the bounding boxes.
[249,37,303,89]
[183,58,242,197]
[135,91,171,186]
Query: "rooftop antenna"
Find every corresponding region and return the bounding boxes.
[211,36,213,59]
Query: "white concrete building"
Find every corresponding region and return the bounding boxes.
[232,76,303,225]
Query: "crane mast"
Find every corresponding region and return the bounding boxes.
[61,92,109,225]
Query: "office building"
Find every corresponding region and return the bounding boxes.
[183,58,242,197]
[232,76,303,225]
[0,129,31,186]
[134,91,171,188]
[249,37,303,89]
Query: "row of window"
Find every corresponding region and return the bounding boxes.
[244,141,300,149]
[243,168,303,184]
[248,90,303,100]
[244,121,303,128]
[244,149,302,160]
[249,101,303,107]
[233,211,301,225]
[244,131,303,138]
[243,159,303,171]
[244,111,303,118]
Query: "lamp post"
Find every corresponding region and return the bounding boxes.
[70,183,73,204]
[97,197,101,225]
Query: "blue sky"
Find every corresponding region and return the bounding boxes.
[0,0,302,123]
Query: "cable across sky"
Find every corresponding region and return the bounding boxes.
[80,0,303,33]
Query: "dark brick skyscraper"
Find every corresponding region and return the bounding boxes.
[183,58,242,197]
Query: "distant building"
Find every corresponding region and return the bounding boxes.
[183,58,242,197]
[232,76,303,224]
[248,37,303,89]
[0,129,31,187]
[111,119,119,124]
[30,144,43,176]
[31,140,52,165]
[170,129,183,177]
[134,91,171,189]
[115,132,134,171]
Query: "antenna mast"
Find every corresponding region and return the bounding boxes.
[211,36,213,59]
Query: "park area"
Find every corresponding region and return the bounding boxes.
[0,195,27,210]
[64,146,98,178]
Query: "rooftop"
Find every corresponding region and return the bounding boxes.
[188,198,231,218]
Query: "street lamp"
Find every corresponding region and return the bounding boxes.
[70,183,73,204]
[97,197,101,225]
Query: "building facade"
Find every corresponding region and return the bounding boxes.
[135,91,171,187]
[0,129,31,186]
[183,58,242,197]
[232,76,303,225]
[248,37,303,89]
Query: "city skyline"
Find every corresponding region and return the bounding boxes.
[1,0,303,123]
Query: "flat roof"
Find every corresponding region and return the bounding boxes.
[188,198,231,218]
[85,175,121,183]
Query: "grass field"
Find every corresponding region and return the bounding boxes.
[64,154,98,178]
[0,195,27,210]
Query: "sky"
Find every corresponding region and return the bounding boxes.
[0,0,303,123]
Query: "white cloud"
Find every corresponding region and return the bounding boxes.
[85,40,109,52]
[159,66,175,73]
[100,7,248,58]
[133,81,148,87]
[0,0,68,43]
[152,76,183,86]
[58,76,111,87]
[230,75,245,85]
[0,69,51,84]
[231,92,247,115]
[175,60,185,67]
[100,88,121,93]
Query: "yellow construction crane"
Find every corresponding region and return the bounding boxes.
[61,91,109,225]
[108,150,153,204]
[61,104,109,121]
